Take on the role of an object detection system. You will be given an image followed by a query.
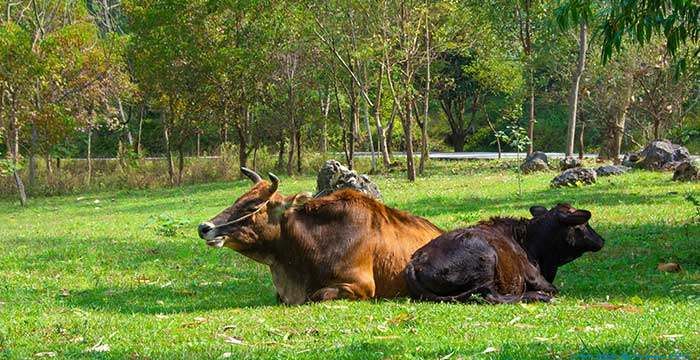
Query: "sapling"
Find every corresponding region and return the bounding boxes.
[494,125,532,197]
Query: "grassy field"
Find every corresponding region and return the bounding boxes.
[1,162,698,359]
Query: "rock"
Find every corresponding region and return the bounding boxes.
[596,165,630,177]
[672,159,700,182]
[637,140,690,170]
[622,153,641,167]
[520,151,549,174]
[559,156,582,170]
[551,167,597,188]
[315,160,381,199]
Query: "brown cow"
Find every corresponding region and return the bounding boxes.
[197,167,442,304]
[404,204,605,303]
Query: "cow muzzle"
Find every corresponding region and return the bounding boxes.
[198,222,225,248]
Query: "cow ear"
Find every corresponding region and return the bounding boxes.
[529,206,548,217]
[266,200,286,223]
[288,192,312,208]
[557,210,591,225]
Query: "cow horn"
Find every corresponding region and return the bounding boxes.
[268,172,279,193]
[241,167,262,183]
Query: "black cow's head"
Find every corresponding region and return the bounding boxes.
[527,203,605,280]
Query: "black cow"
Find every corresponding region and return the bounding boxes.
[404,204,604,303]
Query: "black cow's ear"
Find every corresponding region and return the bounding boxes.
[529,206,548,217]
[557,210,591,225]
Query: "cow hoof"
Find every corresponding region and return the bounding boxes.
[310,287,340,302]
[522,291,553,303]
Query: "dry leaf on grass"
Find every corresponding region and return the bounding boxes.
[660,334,683,340]
[580,303,641,313]
[59,289,70,297]
[533,335,558,342]
[373,335,400,340]
[84,342,110,353]
[34,352,57,358]
[438,351,454,360]
[658,262,682,273]
[388,312,414,325]
[181,317,208,328]
[482,346,499,354]
[218,335,244,345]
[508,316,521,325]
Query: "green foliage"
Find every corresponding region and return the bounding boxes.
[494,125,532,154]
[0,159,22,177]
[144,212,193,237]
[599,0,699,72]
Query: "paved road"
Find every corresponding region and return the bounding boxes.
[353,151,599,160]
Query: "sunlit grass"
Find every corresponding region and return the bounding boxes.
[0,163,698,359]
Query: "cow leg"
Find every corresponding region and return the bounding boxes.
[309,281,375,302]
[524,270,558,295]
[482,290,522,304]
[521,291,553,303]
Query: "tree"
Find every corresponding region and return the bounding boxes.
[557,0,593,157]
[0,23,34,205]
[600,0,699,73]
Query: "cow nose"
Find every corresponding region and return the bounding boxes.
[198,223,213,238]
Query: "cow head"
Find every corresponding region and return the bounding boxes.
[527,203,605,280]
[197,167,295,264]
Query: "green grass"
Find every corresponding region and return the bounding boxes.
[1,163,698,359]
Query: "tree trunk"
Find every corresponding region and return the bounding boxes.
[45,153,53,184]
[117,98,134,148]
[196,131,201,157]
[177,145,184,185]
[136,102,145,155]
[87,125,92,186]
[653,118,660,140]
[320,91,330,153]
[6,95,27,206]
[599,77,633,164]
[253,145,259,171]
[565,21,588,156]
[578,122,585,160]
[527,73,536,154]
[296,128,302,173]
[287,128,296,175]
[28,122,37,189]
[403,100,416,181]
[277,134,285,170]
[485,113,502,159]
[348,80,358,170]
[386,106,397,158]
[163,119,175,185]
[419,6,431,175]
[363,93,376,172]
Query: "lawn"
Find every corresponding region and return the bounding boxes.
[1,163,698,359]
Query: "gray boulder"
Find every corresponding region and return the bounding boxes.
[637,140,690,170]
[559,156,583,170]
[315,160,381,199]
[520,151,549,174]
[596,165,630,177]
[673,159,700,182]
[622,153,641,167]
[551,167,597,188]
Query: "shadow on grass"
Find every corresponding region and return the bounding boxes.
[64,281,278,313]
